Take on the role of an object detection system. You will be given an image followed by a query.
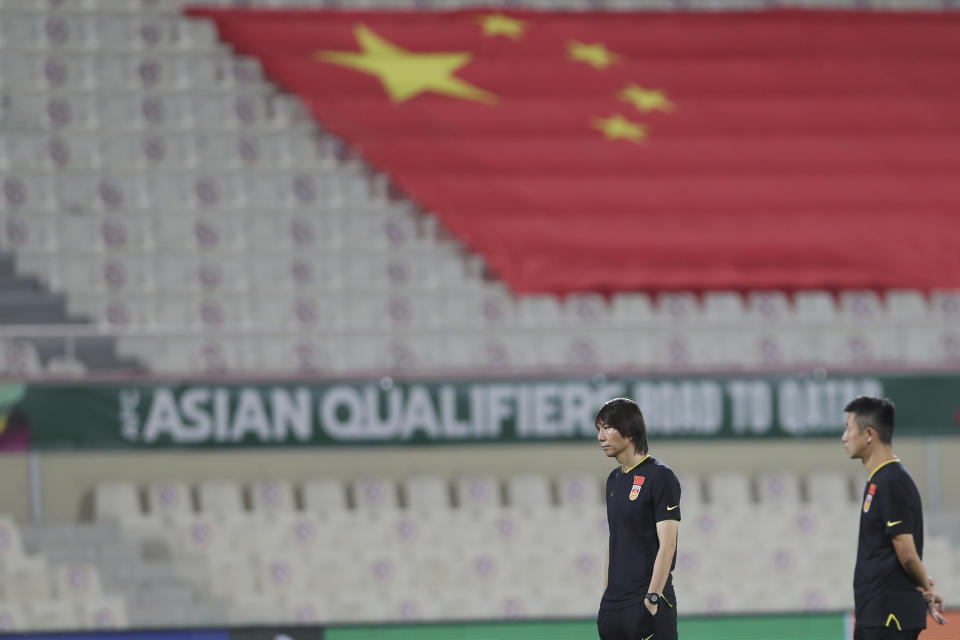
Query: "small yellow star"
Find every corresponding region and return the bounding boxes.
[568,41,621,70]
[618,84,674,113]
[592,114,646,143]
[478,13,527,40]
[315,24,497,104]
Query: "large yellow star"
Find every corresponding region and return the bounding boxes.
[315,24,497,104]
[618,84,674,113]
[568,41,621,70]
[593,114,646,143]
[478,13,527,40]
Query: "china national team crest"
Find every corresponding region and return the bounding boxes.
[629,475,645,501]
[863,483,876,513]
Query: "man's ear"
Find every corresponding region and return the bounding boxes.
[865,426,875,444]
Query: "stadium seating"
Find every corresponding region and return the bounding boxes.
[145,480,193,522]
[2,0,959,633]
[5,467,958,629]
[0,518,130,631]
[1,0,959,376]
[403,474,452,511]
[11,469,945,629]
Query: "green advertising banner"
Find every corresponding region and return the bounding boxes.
[1,373,958,450]
[326,614,849,640]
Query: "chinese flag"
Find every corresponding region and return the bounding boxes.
[189,9,960,294]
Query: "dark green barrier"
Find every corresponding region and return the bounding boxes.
[326,613,848,640]
[1,373,957,450]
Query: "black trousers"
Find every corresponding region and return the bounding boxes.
[853,625,921,640]
[597,599,678,640]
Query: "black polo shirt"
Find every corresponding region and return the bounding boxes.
[601,455,681,610]
[854,459,926,630]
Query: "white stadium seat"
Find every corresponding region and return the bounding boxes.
[676,473,704,507]
[0,600,27,632]
[403,474,451,511]
[92,481,142,523]
[51,562,103,600]
[352,477,400,512]
[505,472,553,510]
[301,477,349,516]
[196,480,245,518]
[25,599,79,631]
[0,516,27,569]
[79,597,129,630]
[755,471,802,508]
[256,552,313,595]
[1,554,51,600]
[248,479,296,516]
[705,472,753,507]
[805,471,856,510]
[146,480,194,521]
[454,474,502,511]
[555,471,602,509]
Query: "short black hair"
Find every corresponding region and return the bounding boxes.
[595,397,648,455]
[844,396,895,444]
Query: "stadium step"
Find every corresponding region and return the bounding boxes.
[0,275,42,292]
[0,291,71,324]
[0,252,14,277]
[0,265,144,372]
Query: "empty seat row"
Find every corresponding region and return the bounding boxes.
[96,498,957,623]
[0,339,45,377]
[92,470,864,525]
[0,597,127,632]
[3,90,312,134]
[3,210,428,255]
[0,339,89,377]
[6,321,957,381]
[1,170,378,214]
[2,130,334,172]
[105,502,864,618]
[1,559,108,603]
[95,473,602,523]
[0,0,185,13]
[103,328,956,377]
[0,517,128,632]
[124,502,863,565]
[0,13,218,52]
[74,247,466,289]
[7,230,954,326]
[0,50,262,92]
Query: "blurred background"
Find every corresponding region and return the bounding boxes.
[0,0,959,638]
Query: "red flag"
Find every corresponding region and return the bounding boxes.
[189,8,960,293]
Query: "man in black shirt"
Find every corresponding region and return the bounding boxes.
[596,397,681,640]
[843,396,948,640]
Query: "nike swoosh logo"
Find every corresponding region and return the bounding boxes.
[642,635,654,640]
[666,505,679,511]
[887,520,902,527]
